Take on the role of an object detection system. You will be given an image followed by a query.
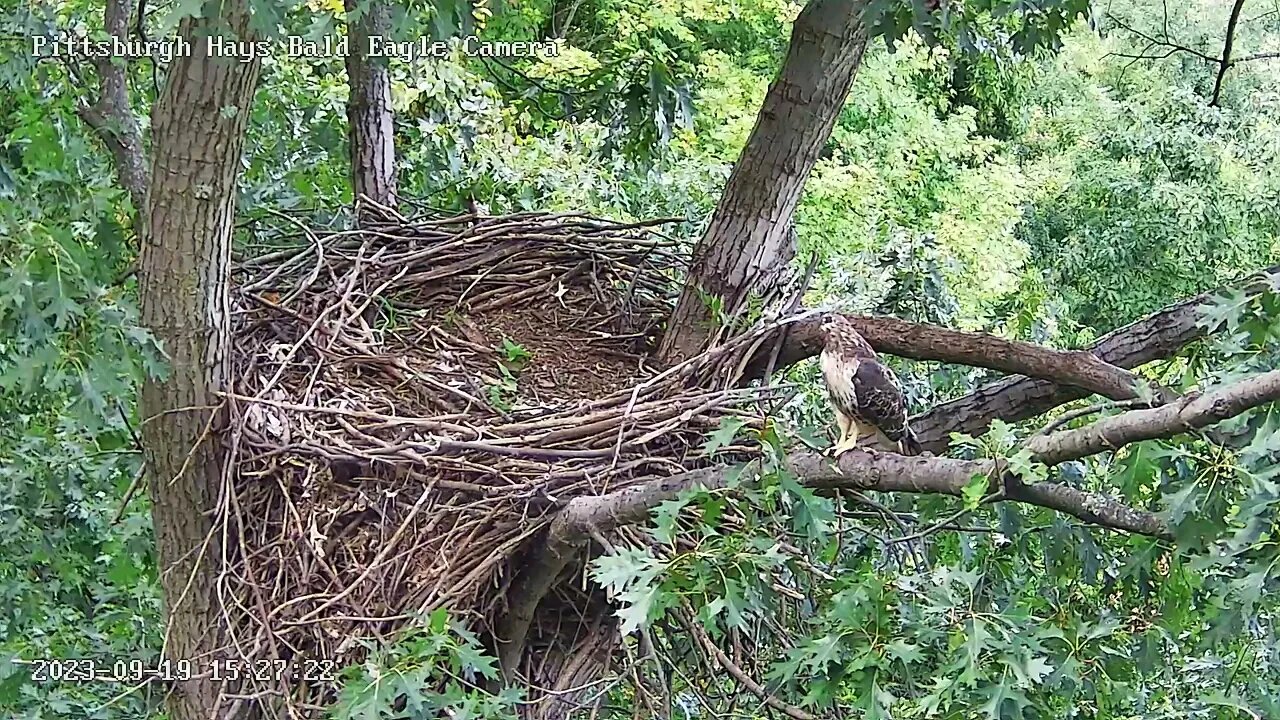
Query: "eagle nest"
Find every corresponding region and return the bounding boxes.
[226,209,800,711]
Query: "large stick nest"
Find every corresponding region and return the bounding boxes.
[224,210,790,709]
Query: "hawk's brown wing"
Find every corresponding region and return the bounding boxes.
[850,359,911,442]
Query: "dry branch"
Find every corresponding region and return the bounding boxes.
[1025,369,1280,465]
[518,367,1280,587]
[1105,0,1278,107]
[912,264,1280,452]
[223,210,772,714]
[500,363,1280,677]
[1211,0,1249,105]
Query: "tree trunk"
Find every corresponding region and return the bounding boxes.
[658,0,869,361]
[345,0,398,219]
[137,4,262,718]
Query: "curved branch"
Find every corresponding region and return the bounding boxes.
[911,264,1279,452]
[1026,369,1280,465]
[750,313,1148,401]
[498,271,1280,677]
[520,369,1280,556]
[497,366,1280,674]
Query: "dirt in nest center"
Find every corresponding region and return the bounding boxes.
[462,299,666,404]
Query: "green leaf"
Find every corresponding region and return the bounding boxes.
[590,547,661,595]
[615,584,661,635]
[1019,655,1054,686]
[453,641,499,681]
[500,337,531,366]
[721,579,750,630]
[958,617,991,686]
[962,472,989,511]
[701,416,747,457]
[1196,288,1252,332]
[105,553,140,586]
[801,634,843,675]
[980,681,1030,719]
[428,606,449,634]
[985,419,1017,451]
[885,639,923,665]
[1161,481,1202,527]
[697,597,726,629]
[158,0,205,33]
[650,496,688,544]
[1005,447,1046,484]
[1232,566,1269,613]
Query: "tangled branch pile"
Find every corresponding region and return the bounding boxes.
[220,210,789,710]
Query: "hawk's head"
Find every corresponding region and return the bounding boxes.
[820,314,876,358]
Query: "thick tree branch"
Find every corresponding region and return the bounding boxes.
[76,0,149,216]
[344,0,398,219]
[1233,51,1280,64]
[497,367,1280,674]
[658,0,869,360]
[748,313,1149,401]
[790,453,1171,539]
[912,264,1280,453]
[1026,369,1280,465]
[742,264,1277,455]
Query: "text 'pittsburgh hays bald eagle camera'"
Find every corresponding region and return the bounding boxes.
[819,314,922,457]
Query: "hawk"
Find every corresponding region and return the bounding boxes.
[819,314,922,456]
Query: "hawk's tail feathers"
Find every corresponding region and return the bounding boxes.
[898,428,922,456]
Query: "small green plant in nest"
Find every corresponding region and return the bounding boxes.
[487,337,531,412]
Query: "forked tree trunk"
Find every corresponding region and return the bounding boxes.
[658,0,869,361]
[137,4,262,718]
[345,0,398,218]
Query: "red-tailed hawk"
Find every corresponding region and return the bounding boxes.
[819,314,922,456]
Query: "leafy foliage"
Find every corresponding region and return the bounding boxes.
[1016,32,1280,334]
[0,49,162,718]
[330,609,519,720]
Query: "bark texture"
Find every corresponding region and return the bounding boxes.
[912,264,1279,452]
[658,0,869,360]
[749,313,1149,400]
[1025,369,1280,465]
[77,0,149,216]
[1210,0,1248,106]
[345,0,398,217]
[138,5,262,718]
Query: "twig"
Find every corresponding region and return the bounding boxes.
[687,619,818,720]
[1029,398,1152,438]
